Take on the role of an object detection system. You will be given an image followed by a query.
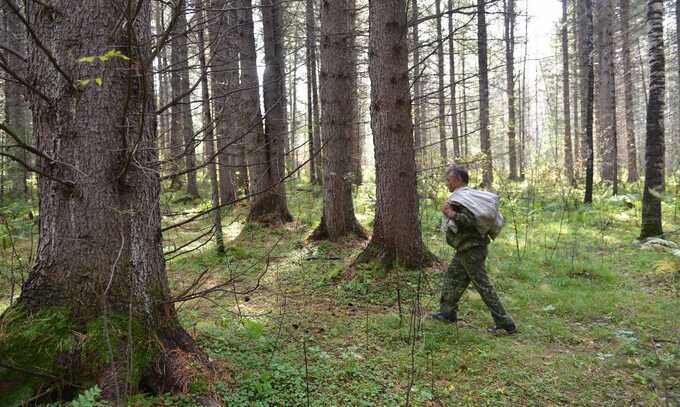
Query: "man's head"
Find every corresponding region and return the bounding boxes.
[446,164,469,192]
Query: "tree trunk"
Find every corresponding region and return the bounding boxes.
[198,1,225,253]
[505,0,519,180]
[675,0,680,173]
[519,0,528,180]
[155,4,168,157]
[159,9,172,161]
[478,0,493,186]
[579,0,595,203]
[461,48,469,156]
[594,0,618,193]
[350,0,364,185]
[436,0,448,161]
[448,0,460,158]
[306,0,322,184]
[561,0,575,184]
[411,0,424,152]
[0,0,208,401]
[208,0,238,205]
[289,35,300,176]
[571,0,580,177]
[620,0,639,182]
[357,0,435,268]
[2,0,30,198]
[170,3,200,198]
[244,0,292,224]
[311,0,365,241]
[640,0,665,238]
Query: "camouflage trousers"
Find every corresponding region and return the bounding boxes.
[439,245,514,328]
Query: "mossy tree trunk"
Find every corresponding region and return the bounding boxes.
[0,0,208,402]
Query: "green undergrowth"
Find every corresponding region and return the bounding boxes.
[154,178,680,405]
[0,305,159,406]
[1,176,679,405]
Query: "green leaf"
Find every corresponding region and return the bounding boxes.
[95,77,103,86]
[78,55,96,64]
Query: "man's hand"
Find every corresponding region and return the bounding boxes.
[442,203,456,219]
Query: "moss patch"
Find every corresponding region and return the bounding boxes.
[0,305,160,405]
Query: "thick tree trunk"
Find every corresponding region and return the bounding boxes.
[436,0,448,161]
[620,0,639,182]
[243,0,292,224]
[311,0,365,241]
[2,0,30,198]
[208,0,238,205]
[477,0,493,187]
[505,0,518,180]
[640,0,665,238]
[0,0,208,401]
[594,0,618,193]
[448,0,460,158]
[579,0,595,204]
[198,1,225,253]
[170,3,200,198]
[561,0,575,184]
[357,0,435,269]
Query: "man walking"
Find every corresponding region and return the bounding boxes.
[431,165,517,334]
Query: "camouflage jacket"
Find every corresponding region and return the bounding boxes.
[444,204,490,252]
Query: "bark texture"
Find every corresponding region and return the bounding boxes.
[477,0,493,187]
[198,2,225,253]
[312,0,365,241]
[2,0,31,198]
[448,0,460,158]
[170,2,200,198]
[306,0,322,184]
[208,0,238,205]
[640,0,665,238]
[620,0,638,182]
[411,0,424,152]
[1,0,208,401]
[242,0,292,224]
[594,0,618,193]
[504,0,518,180]
[357,0,435,268]
[578,0,595,203]
[561,0,574,184]
[436,0,448,161]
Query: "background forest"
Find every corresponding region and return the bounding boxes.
[0,0,678,405]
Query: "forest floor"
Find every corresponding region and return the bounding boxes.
[1,176,679,406]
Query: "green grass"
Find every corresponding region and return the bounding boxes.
[1,176,679,406]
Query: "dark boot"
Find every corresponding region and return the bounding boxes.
[486,323,517,335]
[430,312,457,323]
